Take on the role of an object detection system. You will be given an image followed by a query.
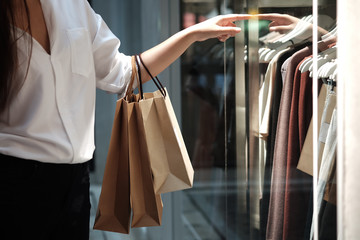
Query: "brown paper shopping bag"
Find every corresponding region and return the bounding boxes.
[136,55,194,194]
[139,89,194,194]
[128,101,163,228]
[93,98,131,234]
[94,55,163,233]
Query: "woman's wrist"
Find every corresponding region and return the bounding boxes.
[179,25,200,44]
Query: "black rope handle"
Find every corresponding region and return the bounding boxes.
[137,54,167,98]
[134,55,144,99]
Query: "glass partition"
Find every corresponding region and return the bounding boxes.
[180,0,337,239]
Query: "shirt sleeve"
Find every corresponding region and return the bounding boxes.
[91,12,133,97]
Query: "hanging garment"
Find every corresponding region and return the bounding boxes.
[259,48,292,140]
[282,47,319,240]
[319,162,337,240]
[310,107,337,239]
[297,87,337,175]
[298,56,316,146]
[266,46,312,240]
[323,159,337,206]
[301,84,329,239]
[259,48,291,202]
[260,49,294,239]
[260,42,311,239]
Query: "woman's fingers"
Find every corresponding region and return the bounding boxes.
[217,14,252,23]
[217,34,231,42]
[269,25,294,33]
[256,13,291,22]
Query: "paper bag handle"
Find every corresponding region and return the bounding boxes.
[126,55,141,98]
[127,55,167,99]
[136,54,167,98]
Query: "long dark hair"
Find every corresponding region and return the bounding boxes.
[0,0,31,114]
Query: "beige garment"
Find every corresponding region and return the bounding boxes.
[258,48,291,197]
[259,48,291,140]
[297,86,337,175]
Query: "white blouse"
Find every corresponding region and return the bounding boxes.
[0,0,133,164]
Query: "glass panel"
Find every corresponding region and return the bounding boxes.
[181,1,239,239]
[180,0,337,240]
[312,1,338,239]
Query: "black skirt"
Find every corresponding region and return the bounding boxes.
[0,153,91,240]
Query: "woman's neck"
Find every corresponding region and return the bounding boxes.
[14,0,51,54]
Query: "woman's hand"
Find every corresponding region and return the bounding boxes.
[187,14,251,42]
[256,13,330,37]
[256,13,300,34]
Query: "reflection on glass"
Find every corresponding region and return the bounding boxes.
[180,0,337,239]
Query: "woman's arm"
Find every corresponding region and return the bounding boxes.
[139,14,250,82]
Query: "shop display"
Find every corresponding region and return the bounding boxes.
[180,0,337,239]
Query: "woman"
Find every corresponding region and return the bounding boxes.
[0,0,248,239]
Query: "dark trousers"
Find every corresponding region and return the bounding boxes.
[0,154,91,240]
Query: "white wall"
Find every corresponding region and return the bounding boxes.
[337,0,360,239]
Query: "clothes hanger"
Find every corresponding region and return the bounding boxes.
[259,32,286,62]
[258,16,313,62]
[309,47,336,72]
[309,55,337,78]
[317,61,333,78]
[321,25,337,41]
[324,59,337,78]
[259,31,283,44]
[319,59,337,79]
[260,15,335,63]
[329,68,338,81]
[265,15,312,49]
[264,15,335,64]
[309,57,336,78]
[259,48,267,55]
[259,48,272,62]
[299,57,313,73]
[276,15,313,44]
[318,61,331,78]
[300,45,337,73]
